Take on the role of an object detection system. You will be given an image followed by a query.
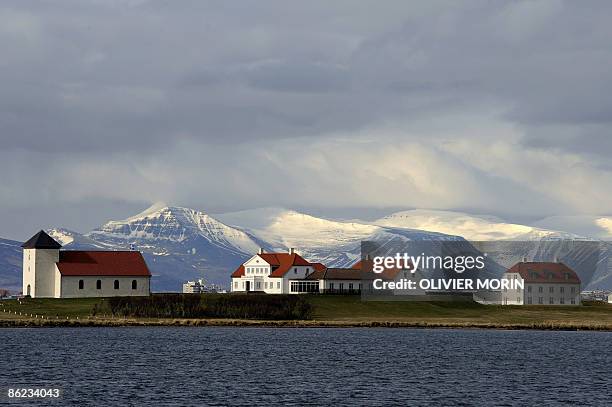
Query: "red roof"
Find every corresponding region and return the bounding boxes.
[312,262,326,272]
[506,262,580,284]
[231,264,245,278]
[56,251,151,277]
[350,259,406,280]
[230,253,322,278]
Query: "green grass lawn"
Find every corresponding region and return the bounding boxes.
[1,295,611,328]
[0,297,109,319]
[307,295,612,326]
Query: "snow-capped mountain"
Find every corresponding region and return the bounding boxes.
[1,205,610,292]
[532,215,612,241]
[89,203,261,255]
[375,209,610,289]
[216,207,463,267]
[375,209,583,241]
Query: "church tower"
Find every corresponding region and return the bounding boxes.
[22,230,62,298]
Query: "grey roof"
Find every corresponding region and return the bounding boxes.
[21,230,62,249]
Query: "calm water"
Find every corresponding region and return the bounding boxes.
[1,327,610,406]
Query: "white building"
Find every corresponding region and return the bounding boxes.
[231,248,325,294]
[501,261,581,306]
[22,230,151,298]
[183,279,224,293]
[230,251,410,295]
[183,279,206,293]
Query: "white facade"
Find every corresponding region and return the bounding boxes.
[502,272,580,305]
[231,253,314,294]
[59,276,149,298]
[23,248,58,298]
[23,245,150,299]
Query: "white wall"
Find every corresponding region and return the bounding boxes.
[22,248,59,298]
[501,272,524,305]
[60,276,150,298]
[502,272,580,305]
[231,257,314,294]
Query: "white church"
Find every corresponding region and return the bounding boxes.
[22,230,151,298]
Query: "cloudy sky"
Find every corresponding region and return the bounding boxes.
[1,0,612,240]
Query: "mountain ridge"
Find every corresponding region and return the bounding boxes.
[1,205,610,292]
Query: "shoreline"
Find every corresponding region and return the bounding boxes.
[1,317,611,331]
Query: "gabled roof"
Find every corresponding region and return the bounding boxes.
[231,252,321,279]
[22,230,62,249]
[56,251,151,277]
[506,262,580,284]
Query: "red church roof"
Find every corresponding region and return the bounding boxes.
[506,262,580,284]
[56,251,151,277]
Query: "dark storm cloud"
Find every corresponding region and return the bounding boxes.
[2,0,612,152]
[0,0,611,239]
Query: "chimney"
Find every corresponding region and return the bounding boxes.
[258,248,265,254]
[553,255,559,263]
[365,254,371,260]
[289,248,295,255]
[522,256,527,263]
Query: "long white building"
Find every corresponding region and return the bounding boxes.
[501,261,581,305]
[230,250,407,294]
[22,230,151,298]
[231,248,326,294]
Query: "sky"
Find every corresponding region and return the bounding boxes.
[1,0,612,240]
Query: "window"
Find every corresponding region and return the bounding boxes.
[349,283,354,291]
[560,298,565,304]
[306,268,309,273]
[358,283,362,290]
[234,281,238,289]
[549,286,554,293]
[114,280,119,290]
[264,282,268,289]
[78,280,84,290]
[132,280,137,290]
[329,283,335,290]
[339,283,344,291]
[294,268,298,274]
[277,281,280,289]
[256,282,261,289]
[517,297,521,303]
[538,286,543,293]
[538,297,543,304]
[528,286,532,293]
[290,281,319,293]
[528,297,532,304]
[549,297,554,304]
[571,287,576,293]
[560,286,565,293]
[96,280,101,290]
[571,299,576,304]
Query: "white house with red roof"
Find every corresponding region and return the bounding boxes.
[502,261,581,305]
[230,250,412,295]
[22,230,151,298]
[231,248,326,294]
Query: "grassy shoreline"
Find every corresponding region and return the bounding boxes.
[1,295,611,331]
